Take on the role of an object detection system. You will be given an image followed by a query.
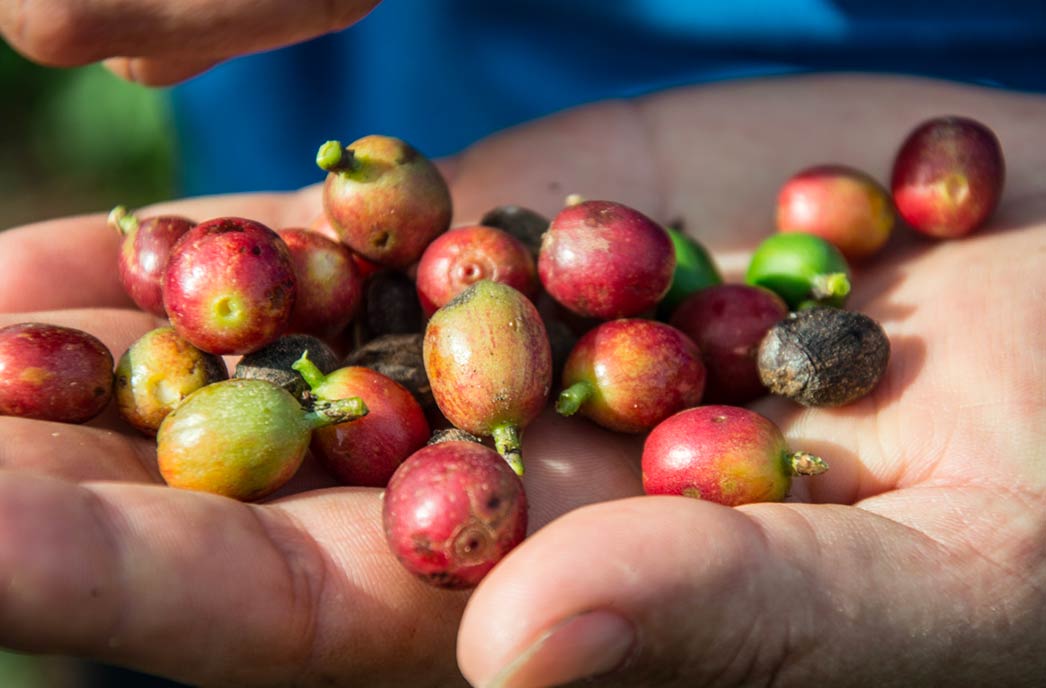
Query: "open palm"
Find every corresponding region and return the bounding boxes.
[1,74,1042,688]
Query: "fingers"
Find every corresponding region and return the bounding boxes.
[1,0,381,82]
[0,417,158,482]
[0,307,163,352]
[0,188,324,314]
[457,495,1038,688]
[139,186,324,230]
[0,217,132,312]
[517,409,645,531]
[103,56,220,87]
[0,473,470,686]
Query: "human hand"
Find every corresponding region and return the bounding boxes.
[1,74,1043,687]
[0,0,382,85]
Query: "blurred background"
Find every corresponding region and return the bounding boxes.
[0,41,176,231]
[0,38,181,687]
[3,0,1045,685]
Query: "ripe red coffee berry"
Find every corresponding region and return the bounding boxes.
[670,284,788,405]
[479,204,549,257]
[162,217,297,355]
[277,228,363,338]
[317,135,452,268]
[642,405,828,506]
[110,206,195,317]
[415,225,539,317]
[234,333,340,400]
[383,439,528,589]
[776,164,895,261]
[0,323,114,423]
[891,115,1005,238]
[556,319,705,433]
[538,199,675,319]
[293,354,430,487]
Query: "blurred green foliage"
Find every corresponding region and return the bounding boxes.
[0,39,179,680]
[0,41,177,230]
[0,649,82,688]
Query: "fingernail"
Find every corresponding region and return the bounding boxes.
[485,610,636,688]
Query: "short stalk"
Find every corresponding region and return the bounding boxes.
[304,397,368,430]
[555,381,594,417]
[787,451,829,476]
[291,352,328,391]
[108,205,138,236]
[316,140,358,175]
[809,272,851,302]
[491,423,525,476]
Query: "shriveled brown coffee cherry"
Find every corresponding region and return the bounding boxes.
[757,306,889,407]
[428,427,484,446]
[234,334,340,399]
[360,270,425,341]
[479,204,550,257]
[344,333,433,411]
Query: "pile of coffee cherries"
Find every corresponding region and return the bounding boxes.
[0,116,1004,589]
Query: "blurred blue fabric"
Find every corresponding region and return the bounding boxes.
[171,0,1046,196]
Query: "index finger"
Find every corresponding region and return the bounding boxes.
[0,188,321,313]
[1,0,380,71]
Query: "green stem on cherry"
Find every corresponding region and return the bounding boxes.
[108,205,138,236]
[555,380,594,417]
[809,272,851,302]
[303,397,368,430]
[291,351,328,391]
[787,451,829,476]
[316,140,358,175]
[491,422,525,476]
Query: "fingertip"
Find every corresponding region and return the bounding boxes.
[480,610,636,688]
[0,215,132,312]
[457,497,765,687]
[104,56,218,86]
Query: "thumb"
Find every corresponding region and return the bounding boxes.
[457,497,785,687]
[455,495,1003,687]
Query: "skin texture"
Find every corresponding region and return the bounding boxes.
[0,75,1043,688]
[0,0,383,85]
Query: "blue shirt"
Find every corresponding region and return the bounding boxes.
[172,0,1046,196]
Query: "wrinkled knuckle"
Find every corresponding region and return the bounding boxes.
[6,1,107,66]
[252,507,329,675]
